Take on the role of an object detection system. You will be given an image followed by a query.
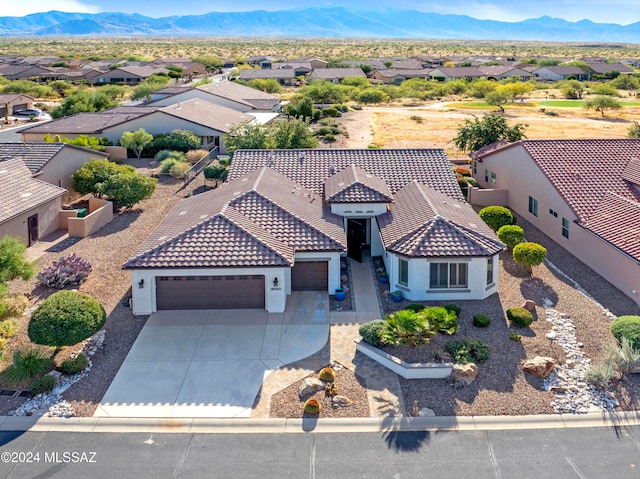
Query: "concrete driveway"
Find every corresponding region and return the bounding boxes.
[94,292,329,418]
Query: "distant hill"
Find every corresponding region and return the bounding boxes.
[1,7,639,42]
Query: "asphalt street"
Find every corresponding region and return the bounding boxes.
[0,425,639,478]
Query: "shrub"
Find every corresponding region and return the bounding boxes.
[323,134,336,142]
[203,165,228,182]
[497,224,524,249]
[513,242,547,271]
[444,304,461,316]
[423,306,459,335]
[410,115,423,123]
[0,294,28,321]
[507,307,533,327]
[473,314,491,327]
[611,316,640,350]
[585,362,615,389]
[160,158,178,174]
[303,398,321,414]
[323,107,339,117]
[405,304,425,313]
[0,319,18,339]
[58,354,89,376]
[155,149,185,162]
[602,338,640,376]
[3,347,51,384]
[359,320,386,347]
[445,339,490,364]
[509,329,522,341]
[30,375,56,396]
[318,367,336,382]
[381,309,436,347]
[479,206,514,231]
[37,254,92,289]
[28,290,106,357]
[315,126,333,136]
[185,149,208,164]
[169,161,191,179]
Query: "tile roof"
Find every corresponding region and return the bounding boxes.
[21,111,150,135]
[196,81,280,110]
[535,66,585,75]
[229,149,464,200]
[324,164,393,203]
[312,68,366,79]
[124,167,346,269]
[622,157,640,186]
[158,99,256,133]
[585,63,634,74]
[0,142,108,175]
[239,69,295,80]
[378,182,504,258]
[432,67,485,77]
[0,158,66,224]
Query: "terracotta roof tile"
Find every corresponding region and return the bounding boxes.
[0,142,107,174]
[622,157,640,186]
[324,164,393,203]
[159,99,255,133]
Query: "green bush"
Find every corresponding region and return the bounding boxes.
[160,158,178,174]
[0,295,28,321]
[444,304,461,316]
[155,149,186,162]
[473,314,491,327]
[358,320,386,347]
[323,134,336,142]
[497,224,524,249]
[0,319,18,339]
[30,375,56,396]
[585,362,615,389]
[318,367,336,381]
[28,291,106,357]
[323,107,339,117]
[405,304,426,313]
[479,206,514,231]
[611,316,640,350]
[316,126,332,136]
[3,347,51,384]
[169,162,191,179]
[513,242,547,271]
[507,307,533,327]
[381,309,436,347]
[58,354,89,376]
[423,306,459,335]
[203,164,228,181]
[445,339,490,364]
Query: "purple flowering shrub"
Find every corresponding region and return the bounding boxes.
[37,254,92,289]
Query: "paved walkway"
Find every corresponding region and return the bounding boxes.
[254,252,405,419]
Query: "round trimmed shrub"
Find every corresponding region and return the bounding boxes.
[58,354,89,376]
[473,314,491,327]
[406,304,426,313]
[444,304,461,317]
[497,224,524,249]
[28,291,106,356]
[507,307,533,327]
[513,242,547,270]
[30,375,56,396]
[318,367,336,382]
[359,319,386,347]
[303,398,321,414]
[479,206,514,231]
[611,316,640,350]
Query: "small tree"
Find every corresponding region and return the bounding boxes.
[0,236,35,284]
[513,242,547,274]
[479,206,514,231]
[627,121,640,138]
[28,290,106,358]
[497,224,524,249]
[453,114,527,153]
[485,89,510,113]
[120,129,153,159]
[584,96,622,118]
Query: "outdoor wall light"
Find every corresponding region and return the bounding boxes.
[138,279,144,289]
[273,277,279,288]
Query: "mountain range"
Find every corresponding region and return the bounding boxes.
[1,7,640,42]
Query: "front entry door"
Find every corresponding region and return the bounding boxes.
[27,214,39,246]
[347,218,367,262]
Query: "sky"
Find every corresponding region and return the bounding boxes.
[5,1,640,26]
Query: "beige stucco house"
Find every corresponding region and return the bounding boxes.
[471,139,640,305]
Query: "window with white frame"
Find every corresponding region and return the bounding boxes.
[398,258,409,286]
[430,262,468,289]
[486,257,494,285]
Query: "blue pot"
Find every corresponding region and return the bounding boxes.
[380,276,389,283]
[391,293,403,302]
[335,289,345,301]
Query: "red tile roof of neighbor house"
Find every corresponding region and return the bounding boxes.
[324,164,393,203]
[378,181,504,257]
[0,158,65,224]
[474,139,640,261]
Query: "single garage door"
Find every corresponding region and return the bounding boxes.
[156,275,265,309]
[291,261,328,291]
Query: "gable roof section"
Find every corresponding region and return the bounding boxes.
[124,167,345,269]
[229,149,464,200]
[378,182,503,257]
[324,164,393,203]
[622,157,640,186]
[0,142,108,175]
[0,158,65,224]
[21,111,150,135]
[156,99,256,133]
[312,68,366,79]
[196,81,280,110]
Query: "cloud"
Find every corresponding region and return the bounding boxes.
[2,0,100,16]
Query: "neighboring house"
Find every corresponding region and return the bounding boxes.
[148,80,281,112]
[238,69,296,86]
[94,66,169,84]
[429,67,485,81]
[272,62,313,77]
[0,93,34,117]
[347,59,424,71]
[478,66,535,81]
[370,69,432,85]
[0,158,66,246]
[0,65,52,80]
[147,58,207,76]
[125,149,503,314]
[532,66,589,81]
[471,139,640,304]
[585,63,635,76]
[291,57,328,69]
[0,142,108,199]
[308,68,366,83]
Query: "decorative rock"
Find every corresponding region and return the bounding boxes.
[299,378,324,397]
[332,396,353,407]
[46,370,62,380]
[523,300,536,311]
[452,363,478,386]
[630,360,640,374]
[545,331,557,340]
[522,356,556,378]
[418,407,435,417]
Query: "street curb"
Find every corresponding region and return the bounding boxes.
[0,412,639,434]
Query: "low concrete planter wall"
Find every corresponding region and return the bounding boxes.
[62,198,113,238]
[355,339,453,379]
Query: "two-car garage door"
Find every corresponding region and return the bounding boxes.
[156,275,265,310]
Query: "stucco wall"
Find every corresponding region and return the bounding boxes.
[468,187,509,207]
[1,198,62,245]
[38,147,108,199]
[330,203,388,217]
[67,198,113,238]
